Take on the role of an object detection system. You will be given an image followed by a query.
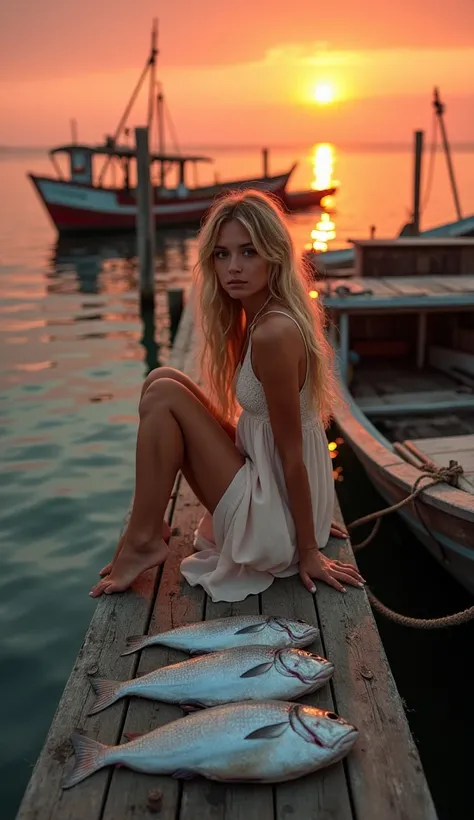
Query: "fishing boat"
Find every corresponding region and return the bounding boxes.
[28,21,308,235]
[319,238,474,594]
[285,187,336,212]
[305,88,474,274]
[29,144,296,234]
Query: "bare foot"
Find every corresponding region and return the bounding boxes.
[99,519,172,577]
[90,536,170,597]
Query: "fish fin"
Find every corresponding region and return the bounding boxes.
[235,622,266,635]
[172,769,198,780]
[123,732,144,742]
[88,678,122,715]
[240,661,274,678]
[62,733,108,789]
[245,721,289,740]
[121,635,148,656]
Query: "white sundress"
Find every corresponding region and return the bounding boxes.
[180,310,334,603]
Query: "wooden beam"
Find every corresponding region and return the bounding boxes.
[339,311,349,383]
[417,312,427,369]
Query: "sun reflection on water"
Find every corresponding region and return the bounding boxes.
[306,143,338,255]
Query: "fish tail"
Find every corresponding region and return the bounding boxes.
[62,733,109,789]
[121,634,149,656]
[88,678,123,715]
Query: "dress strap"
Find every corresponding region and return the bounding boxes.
[250,310,310,388]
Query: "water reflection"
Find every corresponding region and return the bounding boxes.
[46,228,197,373]
[307,143,338,255]
[49,228,196,296]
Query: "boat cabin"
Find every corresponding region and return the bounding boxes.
[352,238,474,279]
[316,240,474,417]
[49,141,213,196]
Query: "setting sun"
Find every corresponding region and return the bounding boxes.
[313,83,336,104]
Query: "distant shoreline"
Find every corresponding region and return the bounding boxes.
[2,142,474,155]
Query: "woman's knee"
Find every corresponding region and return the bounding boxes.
[139,377,183,418]
[141,366,183,400]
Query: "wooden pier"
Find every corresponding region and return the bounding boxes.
[16,296,438,820]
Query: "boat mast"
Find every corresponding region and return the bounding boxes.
[147,19,159,136]
[157,84,166,186]
[98,19,159,186]
[433,87,462,221]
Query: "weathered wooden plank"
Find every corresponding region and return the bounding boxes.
[179,581,275,820]
[16,289,198,820]
[350,277,401,298]
[410,434,474,456]
[16,568,161,820]
[261,557,354,820]
[430,275,474,293]
[357,390,474,417]
[428,344,474,379]
[380,276,432,296]
[101,480,205,820]
[317,502,438,820]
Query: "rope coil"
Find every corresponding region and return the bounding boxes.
[346,461,474,629]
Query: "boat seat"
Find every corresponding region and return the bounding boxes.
[357,389,474,418]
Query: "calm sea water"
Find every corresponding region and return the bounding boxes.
[1,144,473,818]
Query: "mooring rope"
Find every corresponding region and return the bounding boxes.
[346,461,474,628]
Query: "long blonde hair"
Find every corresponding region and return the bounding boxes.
[196,189,337,427]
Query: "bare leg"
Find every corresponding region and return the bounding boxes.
[89,378,244,597]
[98,367,227,577]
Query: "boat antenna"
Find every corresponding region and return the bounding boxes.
[433,87,462,220]
[98,19,159,186]
[147,19,159,134]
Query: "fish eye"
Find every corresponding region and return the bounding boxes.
[327,712,339,720]
[296,620,306,624]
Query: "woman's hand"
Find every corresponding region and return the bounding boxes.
[299,545,365,594]
[330,521,349,539]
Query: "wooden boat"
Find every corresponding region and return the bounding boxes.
[284,187,336,212]
[305,88,473,274]
[29,145,295,234]
[305,214,474,273]
[28,22,304,235]
[319,238,474,593]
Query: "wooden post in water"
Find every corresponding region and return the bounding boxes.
[135,126,155,310]
[168,288,185,345]
[413,130,424,235]
[262,148,269,178]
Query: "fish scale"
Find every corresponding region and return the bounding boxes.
[88,646,334,714]
[121,615,320,656]
[63,701,358,789]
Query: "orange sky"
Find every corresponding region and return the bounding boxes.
[2,1,474,146]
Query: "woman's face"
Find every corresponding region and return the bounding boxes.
[213,219,271,301]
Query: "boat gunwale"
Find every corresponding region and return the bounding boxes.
[335,383,474,523]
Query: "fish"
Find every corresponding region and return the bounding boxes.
[121,616,319,656]
[62,700,358,789]
[88,646,334,714]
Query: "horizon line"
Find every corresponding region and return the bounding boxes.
[2,141,474,153]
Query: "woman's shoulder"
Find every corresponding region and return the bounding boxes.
[251,310,302,346]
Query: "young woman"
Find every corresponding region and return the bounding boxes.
[90,190,364,601]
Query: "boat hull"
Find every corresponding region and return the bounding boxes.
[29,171,293,234]
[335,394,474,595]
[305,214,474,273]
[284,187,336,211]
[361,453,474,595]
